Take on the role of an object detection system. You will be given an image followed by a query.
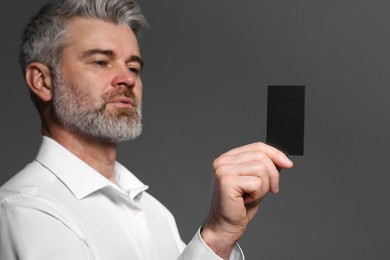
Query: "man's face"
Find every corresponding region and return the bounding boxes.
[52,17,143,143]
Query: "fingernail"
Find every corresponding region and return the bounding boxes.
[275,185,279,193]
[285,158,293,167]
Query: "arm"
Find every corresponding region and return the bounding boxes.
[201,142,293,258]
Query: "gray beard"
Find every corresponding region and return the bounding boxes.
[52,73,142,143]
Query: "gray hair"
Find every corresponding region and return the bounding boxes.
[19,0,147,111]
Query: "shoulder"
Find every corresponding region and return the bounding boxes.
[1,160,58,213]
[1,160,56,196]
[0,163,87,245]
[0,160,66,212]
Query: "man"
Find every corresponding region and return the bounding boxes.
[0,0,293,259]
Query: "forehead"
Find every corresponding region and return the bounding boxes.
[64,17,140,56]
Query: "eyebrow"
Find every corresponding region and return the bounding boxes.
[80,49,144,68]
[129,55,144,69]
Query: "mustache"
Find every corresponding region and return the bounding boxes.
[102,89,139,107]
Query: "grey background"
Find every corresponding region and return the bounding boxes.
[1,0,389,259]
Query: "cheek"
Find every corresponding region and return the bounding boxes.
[66,75,105,104]
[135,80,143,101]
[81,73,111,97]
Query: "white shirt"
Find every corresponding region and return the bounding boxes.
[0,137,244,260]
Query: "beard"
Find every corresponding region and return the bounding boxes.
[51,72,142,143]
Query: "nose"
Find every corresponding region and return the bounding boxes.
[111,66,137,89]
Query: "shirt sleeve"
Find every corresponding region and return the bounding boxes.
[178,227,245,260]
[0,197,93,260]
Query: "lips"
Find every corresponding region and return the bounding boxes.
[107,97,135,108]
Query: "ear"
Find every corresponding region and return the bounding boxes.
[25,62,54,102]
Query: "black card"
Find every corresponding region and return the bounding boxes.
[266,85,305,155]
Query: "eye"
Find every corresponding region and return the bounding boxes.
[94,60,108,67]
[128,66,141,75]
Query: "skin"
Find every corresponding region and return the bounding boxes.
[24,17,294,259]
[25,17,143,183]
[202,143,293,258]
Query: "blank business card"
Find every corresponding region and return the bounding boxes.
[266,85,305,156]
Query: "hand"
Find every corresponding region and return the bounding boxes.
[201,142,293,258]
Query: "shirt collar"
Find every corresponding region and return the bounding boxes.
[36,136,148,200]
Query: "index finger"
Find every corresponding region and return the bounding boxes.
[223,142,294,169]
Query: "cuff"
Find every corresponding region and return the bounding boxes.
[178,227,244,260]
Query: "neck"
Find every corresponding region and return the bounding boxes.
[43,124,118,183]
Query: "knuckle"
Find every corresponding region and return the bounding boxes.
[254,142,266,150]
[214,165,229,177]
[212,156,224,169]
[212,160,219,170]
[254,152,266,162]
[254,162,267,174]
[252,177,262,188]
[219,174,234,187]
